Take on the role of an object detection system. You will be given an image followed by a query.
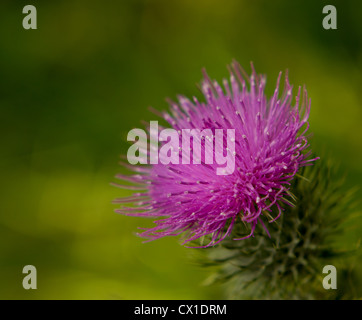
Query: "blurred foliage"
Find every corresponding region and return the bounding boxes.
[0,0,361,299]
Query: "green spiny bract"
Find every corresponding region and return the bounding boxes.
[200,161,360,299]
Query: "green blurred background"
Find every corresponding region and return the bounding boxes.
[0,0,361,299]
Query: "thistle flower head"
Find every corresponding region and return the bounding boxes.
[114,61,318,247]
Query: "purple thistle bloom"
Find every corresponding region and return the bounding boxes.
[113,61,318,248]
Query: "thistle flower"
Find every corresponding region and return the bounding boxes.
[113,61,318,247]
